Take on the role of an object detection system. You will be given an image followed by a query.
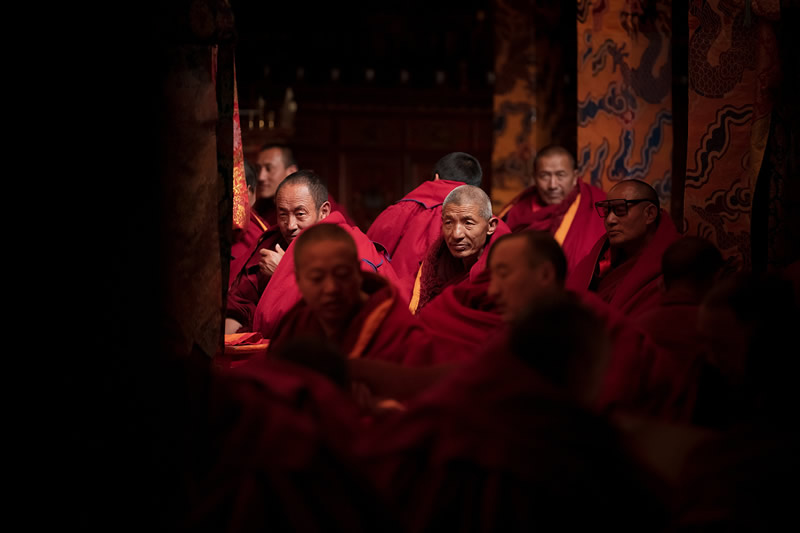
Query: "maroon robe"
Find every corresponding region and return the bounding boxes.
[566,210,680,318]
[412,219,511,311]
[353,345,669,532]
[415,270,504,364]
[252,211,401,340]
[367,179,466,297]
[500,179,607,273]
[254,193,355,228]
[259,271,435,367]
[635,292,711,422]
[226,227,288,330]
[229,210,270,287]
[184,357,397,531]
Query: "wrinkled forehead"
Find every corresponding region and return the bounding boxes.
[442,202,487,220]
[276,183,313,208]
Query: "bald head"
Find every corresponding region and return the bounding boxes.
[293,223,358,266]
[598,179,661,257]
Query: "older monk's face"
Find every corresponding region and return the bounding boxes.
[442,203,497,263]
[534,153,578,206]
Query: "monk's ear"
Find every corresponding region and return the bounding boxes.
[433,172,440,181]
[486,216,499,236]
[318,201,331,220]
[286,164,299,176]
[644,203,659,225]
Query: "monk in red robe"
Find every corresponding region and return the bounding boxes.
[353,293,669,532]
[635,236,724,422]
[497,145,607,272]
[251,206,400,342]
[248,224,433,371]
[225,170,332,333]
[567,178,680,318]
[228,159,270,287]
[409,184,510,313]
[367,152,484,297]
[253,142,354,226]
[184,353,399,532]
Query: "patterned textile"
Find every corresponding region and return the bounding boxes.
[232,62,249,231]
[576,0,673,208]
[684,0,781,271]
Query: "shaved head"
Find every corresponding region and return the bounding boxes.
[293,223,358,266]
[442,185,493,220]
[609,179,660,207]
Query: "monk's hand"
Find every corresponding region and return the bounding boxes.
[258,244,284,277]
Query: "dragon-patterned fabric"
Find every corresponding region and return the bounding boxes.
[576,0,674,210]
[684,0,781,271]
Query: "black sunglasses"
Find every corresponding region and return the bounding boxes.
[594,199,654,218]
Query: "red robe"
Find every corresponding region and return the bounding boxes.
[410,219,511,312]
[499,179,607,273]
[254,193,356,228]
[261,271,435,367]
[226,227,288,330]
[566,210,680,318]
[634,292,711,422]
[353,345,669,532]
[228,210,270,287]
[367,179,466,297]
[415,270,504,365]
[252,211,401,340]
[184,357,396,531]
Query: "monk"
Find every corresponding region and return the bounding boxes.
[228,159,270,287]
[253,224,433,367]
[353,293,670,532]
[251,191,400,341]
[409,184,510,313]
[350,230,665,415]
[367,151,484,297]
[635,236,724,422]
[225,170,331,333]
[253,142,354,226]
[497,145,607,271]
[567,178,680,317]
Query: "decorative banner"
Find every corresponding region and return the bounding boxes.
[491,0,537,214]
[576,0,673,207]
[232,61,249,232]
[684,0,780,271]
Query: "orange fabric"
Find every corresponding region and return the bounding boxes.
[683,0,781,270]
[348,298,394,359]
[576,2,672,205]
[553,192,580,245]
[232,61,249,232]
[408,262,424,314]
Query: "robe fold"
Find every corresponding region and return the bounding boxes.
[415,270,504,364]
[252,211,401,340]
[410,219,511,313]
[353,347,669,532]
[367,179,466,297]
[260,271,435,367]
[566,210,680,317]
[634,293,711,422]
[499,179,607,272]
[184,358,397,532]
[226,227,287,330]
[229,210,270,287]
